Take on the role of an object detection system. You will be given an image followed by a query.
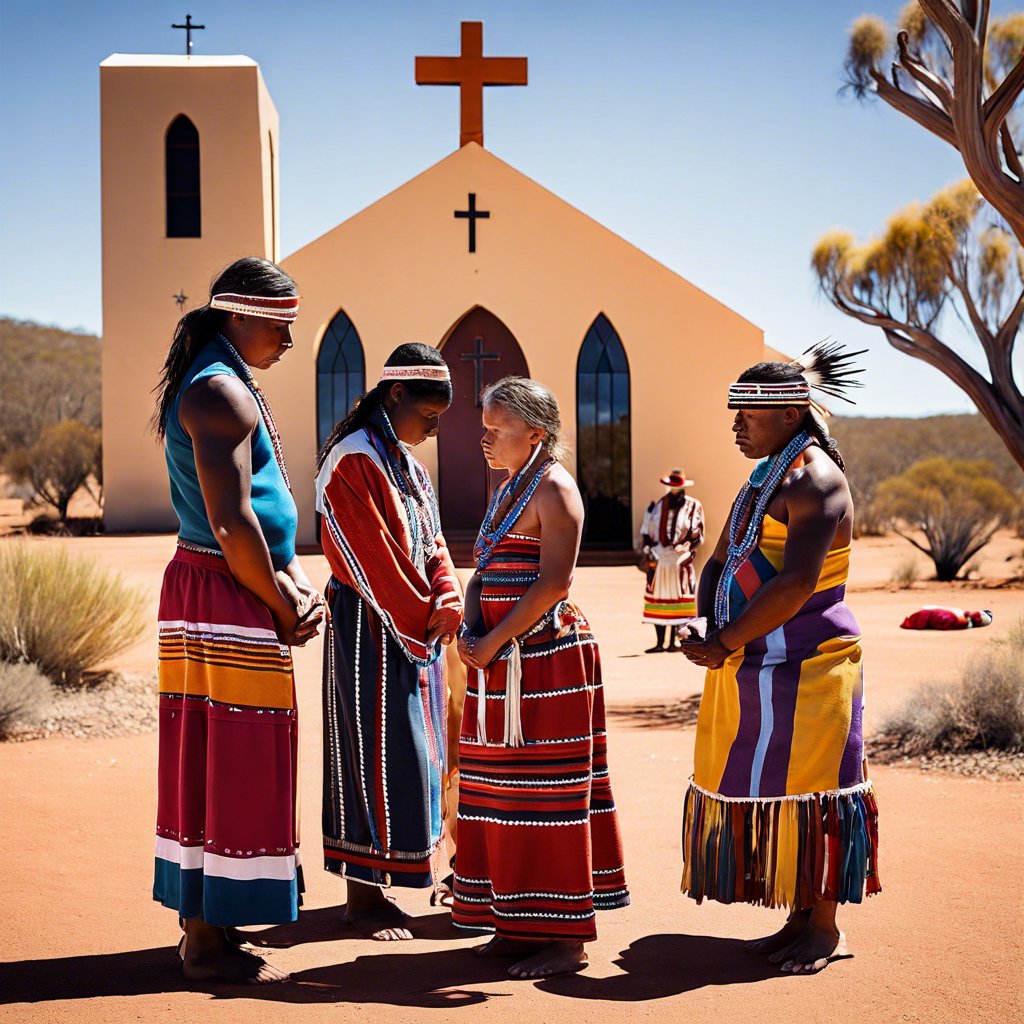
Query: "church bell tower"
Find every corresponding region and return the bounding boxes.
[99,54,280,531]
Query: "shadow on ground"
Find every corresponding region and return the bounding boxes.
[607,694,702,729]
[0,930,788,1007]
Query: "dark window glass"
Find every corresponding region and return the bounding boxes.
[576,314,631,546]
[316,309,366,451]
[166,115,201,237]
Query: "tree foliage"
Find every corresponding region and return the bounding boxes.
[843,4,1024,237]
[0,318,101,458]
[831,411,1022,535]
[5,420,102,524]
[874,456,1018,579]
[813,179,1023,466]
[822,3,1024,471]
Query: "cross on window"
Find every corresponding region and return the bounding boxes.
[461,336,500,405]
[415,21,528,148]
[454,193,490,253]
[172,14,206,56]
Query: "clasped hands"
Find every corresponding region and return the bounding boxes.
[427,604,462,648]
[679,629,733,669]
[275,572,327,647]
[456,629,504,670]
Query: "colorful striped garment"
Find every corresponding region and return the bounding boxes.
[154,546,302,925]
[317,425,460,888]
[641,495,704,625]
[682,514,881,910]
[452,534,629,942]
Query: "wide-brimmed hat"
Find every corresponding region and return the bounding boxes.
[660,468,694,487]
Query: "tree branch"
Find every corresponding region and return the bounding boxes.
[999,121,1024,182]
[978,0,991,54]
[983,54,1024,141]
[869,68,959,147]
[897,31,956,113]
[892,526,934,556]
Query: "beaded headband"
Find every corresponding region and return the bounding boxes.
[210,293,301,322]
[379,365,451,383]
[728,382,811,408]
[728,339,866,416]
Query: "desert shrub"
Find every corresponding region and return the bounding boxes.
[874,457,1018,581]
[0,543,147,685]
[881,624,1024,753]
[5,420,102,524]
[890,554,922,588]
[0,662,53,738]
[829,414,1021,538]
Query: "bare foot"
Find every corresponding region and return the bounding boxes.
[474,936,536,958]
[182,940,289,985]
[746,909,812,954]
[772,927,849,974]
[344,899,413,941]
[508,941,588,979]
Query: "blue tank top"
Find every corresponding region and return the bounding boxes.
[165,337,298,569]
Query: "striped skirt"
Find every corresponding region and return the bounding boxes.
[452,604,630,943]
[322,580,448,888]
[682,586,880,910]
[153,545,302,926]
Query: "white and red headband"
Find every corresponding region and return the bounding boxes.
[210,292,301,323]
[379,364,451,384]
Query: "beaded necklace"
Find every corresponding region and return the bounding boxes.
[474,444,554,571]
[367,406,438,572]
[714,430,812,626]
[214,334,291,490]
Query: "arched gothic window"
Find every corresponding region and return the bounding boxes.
[165,115,201,237]
[316,309,365,450]
[576,314,631,546]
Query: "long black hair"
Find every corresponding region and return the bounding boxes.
[736,361,847,472]
[152,257,298,439]
[316,342,452,470]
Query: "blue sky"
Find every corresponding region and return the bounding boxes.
[1,0,1020,416]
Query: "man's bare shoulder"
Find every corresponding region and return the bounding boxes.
[781,446,850,517]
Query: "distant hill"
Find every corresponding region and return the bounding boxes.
[830,414,1022,533]
[0,318,101,457]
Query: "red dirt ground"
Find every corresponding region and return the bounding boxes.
[1,532,1022,1023]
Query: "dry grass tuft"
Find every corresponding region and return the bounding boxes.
[879,621,1024,754]
[890,554,923,588]
[0,661,53,738]
[0,543,148,685]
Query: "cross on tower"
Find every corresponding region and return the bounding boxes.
[172,14,206,56]
[454,193,490,253]
[415,21,528,148]
[461,337,500,405]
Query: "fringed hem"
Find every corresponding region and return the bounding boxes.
[681,781,881,911]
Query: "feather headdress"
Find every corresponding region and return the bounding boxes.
[728,338,866,415]
[790,339,867,405]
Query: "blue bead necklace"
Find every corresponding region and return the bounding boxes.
[714,430,812,626]
[474,444,554,571]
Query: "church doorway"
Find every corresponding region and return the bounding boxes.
[438,307,528,535]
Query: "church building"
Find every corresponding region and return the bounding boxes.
[100,22,768,558]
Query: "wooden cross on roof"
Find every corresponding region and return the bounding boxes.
[415,22,527,148]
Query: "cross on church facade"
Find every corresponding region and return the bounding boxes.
[461,336,500,404]
[454,193,490,253]
[172,14,205,56]
[415,21,528,148]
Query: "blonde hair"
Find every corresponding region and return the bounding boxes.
[482,375,570,462]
